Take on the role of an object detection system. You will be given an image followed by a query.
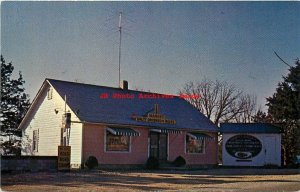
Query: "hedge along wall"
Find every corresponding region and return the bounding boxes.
[1,156,57,172]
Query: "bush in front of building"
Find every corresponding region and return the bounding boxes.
[173,156,186,167]
[146,157,159,169]
[85,156,98,169]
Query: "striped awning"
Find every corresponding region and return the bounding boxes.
[107,127,140,136]
[161,129,182,134]
[187,132,215,141]
[150,128,182,134]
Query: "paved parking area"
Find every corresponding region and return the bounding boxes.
[1,169,300,191]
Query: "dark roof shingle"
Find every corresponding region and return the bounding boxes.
[47,79,218,132]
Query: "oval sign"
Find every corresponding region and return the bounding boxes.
[225,135,262,159]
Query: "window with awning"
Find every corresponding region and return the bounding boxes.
[106,127,140,136]
[186,132,214,154]
[106,127,140,152]
[150,128,182,134]
[186,132,215,141]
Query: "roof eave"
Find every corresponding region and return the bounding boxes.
[46,79,82,122]
[80,121,218,132]
[18,79,49,130]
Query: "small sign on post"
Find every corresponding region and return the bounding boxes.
[58,146,71,171]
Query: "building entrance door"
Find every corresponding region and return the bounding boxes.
[149,132,168,161]
[264,136,276,165]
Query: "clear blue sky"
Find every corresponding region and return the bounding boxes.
[2,1,299,111]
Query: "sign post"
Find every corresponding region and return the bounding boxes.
[58,95,71,171]
[58,146,71,171]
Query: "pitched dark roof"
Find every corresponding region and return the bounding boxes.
[220,123,282,134]
[47,79,218,132]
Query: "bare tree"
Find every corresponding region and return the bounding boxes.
[179,79,257,125]
[233,94,257,123]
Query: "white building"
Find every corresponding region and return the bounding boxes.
[221,123,281,167]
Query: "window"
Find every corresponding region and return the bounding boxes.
[106,131,130,152]
[47,88,53,100]
[33,130,39,152]
[186,135,204,154]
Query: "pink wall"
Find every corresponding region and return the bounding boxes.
[83,124,218,165]
[83,124,149,164]
[168,131,218,165]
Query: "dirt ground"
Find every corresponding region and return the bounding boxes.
[1,169,300,192]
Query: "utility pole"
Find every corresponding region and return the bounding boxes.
[118,12,122,87]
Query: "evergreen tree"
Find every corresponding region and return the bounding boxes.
[266,59,300,165]
[1,55,30,155]
[253,110,273,123]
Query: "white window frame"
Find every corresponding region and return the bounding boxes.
[47,88,53,100]
[185,134,205,155]
[32,129,39,152]
[104,129,131,153]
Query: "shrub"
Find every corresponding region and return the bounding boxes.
[85,156,98,169]
[146,157,159,169]
[173,156,186,167]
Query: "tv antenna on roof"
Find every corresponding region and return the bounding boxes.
[118,12,122,87]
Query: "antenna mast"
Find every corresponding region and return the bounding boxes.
[118,12,122,87]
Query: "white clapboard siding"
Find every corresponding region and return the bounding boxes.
[68,122,83,167]
[22,82,83,167]
[222,133,281,166]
